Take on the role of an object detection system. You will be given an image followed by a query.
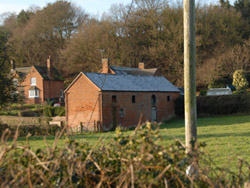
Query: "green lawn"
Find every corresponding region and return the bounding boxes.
[15,115,250,170]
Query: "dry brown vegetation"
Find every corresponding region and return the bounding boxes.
[1,123,250,187]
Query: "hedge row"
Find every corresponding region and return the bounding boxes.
[17,106,65,117]
[18,109,43,117]
[175,94,250,116]
[0,123,62,137]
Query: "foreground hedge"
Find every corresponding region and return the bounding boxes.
[175,94,250,116]
[0,124,250,187]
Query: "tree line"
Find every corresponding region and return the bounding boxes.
[0,0,250,88]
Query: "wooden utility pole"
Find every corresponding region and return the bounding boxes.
[184,0,197,153]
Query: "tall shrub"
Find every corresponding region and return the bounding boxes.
[233,70,249,92]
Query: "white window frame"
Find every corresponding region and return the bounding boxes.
[29,89,39,98]
[31,77,36,86]
[60,89,64,98]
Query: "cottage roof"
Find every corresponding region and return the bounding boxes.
[34,66,64,81]
[110,66,158,76]
[14,66,63,81]
[84,72,179,92]
[15,67,31,78]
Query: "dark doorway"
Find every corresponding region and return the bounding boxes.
[112,105,117,130]
[151,106,157,122]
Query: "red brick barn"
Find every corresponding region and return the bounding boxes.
[65,72,180,131]
[11,57,64,104]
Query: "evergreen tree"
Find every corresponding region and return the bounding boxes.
[0,26,14,106]
[233,70,249,93]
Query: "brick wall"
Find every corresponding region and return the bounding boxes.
[44,80,64,100]
[66,74,101,130]
[22,66,44,104]
[101,91,180,130]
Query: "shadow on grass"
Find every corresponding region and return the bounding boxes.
[161,115,250,129]
[16,132,114,142]
[198,132,250,139]
[161,131,250,141]
[17,136,58,142]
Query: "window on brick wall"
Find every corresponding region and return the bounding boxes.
[60,89,64,98]
[132,95,136,103]
[31,77,36,86]
[120,108,124,117]
[151,95,156,105]
[29,89,39,98]
[167,96,171,101]
[112,95,117,103]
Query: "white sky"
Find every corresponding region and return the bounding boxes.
[0,0,132,15]
[0,0,236,16]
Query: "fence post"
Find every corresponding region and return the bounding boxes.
[80,122,83,134]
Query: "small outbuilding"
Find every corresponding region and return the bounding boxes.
[65,72,180,131]
[206,88,232,96]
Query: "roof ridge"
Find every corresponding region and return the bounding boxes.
[84,72,162,78]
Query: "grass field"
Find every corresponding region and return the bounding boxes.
[15,115,250,170]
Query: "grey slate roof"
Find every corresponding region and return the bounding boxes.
[110,66,158,76]
[84,72,179,92]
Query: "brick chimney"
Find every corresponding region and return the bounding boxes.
[11,60,16,72]
[47,56,53,79]
[102,58,109,74]
[138,62,145,69]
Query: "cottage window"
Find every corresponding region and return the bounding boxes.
[112,95,117,103]
[151,95,156,105]
[132,95,136,103]
[60,89,64,97]
[31,77,36,86]
[29,89,39,98]
[120,109,124,117]
[167,96,171,101]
